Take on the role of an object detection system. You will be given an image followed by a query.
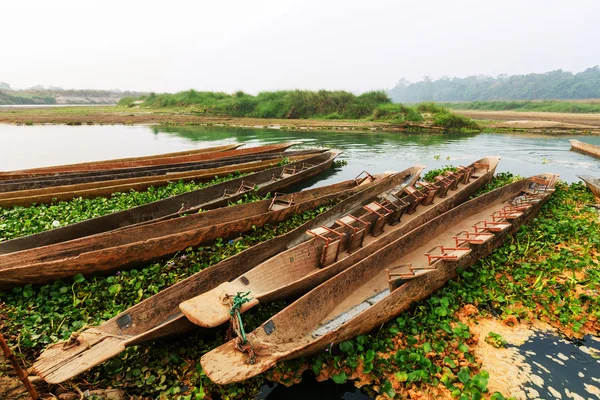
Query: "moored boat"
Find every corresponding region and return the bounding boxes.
[32,166,424,384]
[179,157,500,328]
[570,139,600,159]
[200,173,558,384]
[578,175,600,198]
[0,150,336,254]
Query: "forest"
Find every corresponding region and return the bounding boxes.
[388,66,600,102]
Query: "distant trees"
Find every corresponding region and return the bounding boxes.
[389,67,600,102]
[0,82,11,90]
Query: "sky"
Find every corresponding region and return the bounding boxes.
[1,0,599,94]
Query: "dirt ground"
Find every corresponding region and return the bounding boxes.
[454,110,600,132]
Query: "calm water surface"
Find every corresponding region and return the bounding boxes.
[0,124,598,184]
[0,124,598,398]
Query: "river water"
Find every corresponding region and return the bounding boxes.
[0,124,599,398]
[0,124,598,185]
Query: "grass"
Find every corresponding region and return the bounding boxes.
[442,100,600,114]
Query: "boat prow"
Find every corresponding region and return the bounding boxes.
[578,175,600,198]
[200,339,280,385]
[570,139,600,159]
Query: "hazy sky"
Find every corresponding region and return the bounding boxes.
[2,0,599,93]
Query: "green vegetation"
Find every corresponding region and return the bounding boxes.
[2,170,597,399]
[389,66,600,102]
[0,86,144,105]
[120,90,479,131]
[442,100,600,113]
[0,91,56,105]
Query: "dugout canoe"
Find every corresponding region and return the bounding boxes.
[0,159,392,287]
[0,144,240,181]
[0,149,322,193]
[0,150,336,254]
[180,157,500,328]
[0,143,290,180]
[200,173,558,384]
[578,175,600,198]
[570,139,600,159]
[0,148,308,208]
[32,166,424,384]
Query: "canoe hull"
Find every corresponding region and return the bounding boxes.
[570,139,600,159]
[578,175,600,198]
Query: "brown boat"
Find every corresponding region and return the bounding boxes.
[0,149,320,193]
[179,157,500,328]
[200,174,558,384]
[0,150,332,254]
[0,151,364,288]
[0,144,301,208]
[570,139,600,159]
[0,143,287,180]
[32,166,423,384]
[578,175,600,198]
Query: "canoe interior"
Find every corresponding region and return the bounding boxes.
[179,157,500,328]
[0,150,338,255]
[32,166,424,384]
[199,173,558,385]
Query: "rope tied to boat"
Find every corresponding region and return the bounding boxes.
[223,291,257,365]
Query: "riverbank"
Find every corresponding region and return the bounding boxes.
[2,105,600,135]
[0,170,598,399]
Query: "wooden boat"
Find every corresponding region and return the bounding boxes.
[570,139,600,159]
[200,173,558,384]
[0,144,240,180]
[33,166,425,384]
[578,175,600,198]
[0,143,290,180]
[0,150,336,254]
[0,160,392,287]
[0,146,305,208]
[0,149,322,193]
[179,157,500,328]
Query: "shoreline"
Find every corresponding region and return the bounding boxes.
[1,106,600,135]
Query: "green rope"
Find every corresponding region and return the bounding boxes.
[228,291,253,344]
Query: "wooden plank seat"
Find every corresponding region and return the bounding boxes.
[416,181,438,206]
[280,166,298,179]
[453,230,494,247]
[400,186,426,214]
[354,171,375,186]
[444,171,463,190]
[510,196,541,207]
[300,163,314,171]
[380,194,409,226]
[527,176,555,195]
[473,220,511,233]
[306,226,344,267]
[503,203,532,212]
[335,215,370,253]
[491,209,523,222]
[457,166,474,184]
[223,181,256,197]
[433,176,452,198]
[386,263,414,291]
[472,162,491,178]
[363,202,392,237]
[425,245,471,265]
[268,193,295,211]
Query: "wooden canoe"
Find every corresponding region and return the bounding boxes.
[0,150,334,254]
[578,175,600,198]
[32,166,425,384]
[200,173,558,384]
[0,149,323,193]
[0,146,304,208]
[0,143,291,180]
[0,151,368,287]
[570,139,600,159]
[179,157,500,328]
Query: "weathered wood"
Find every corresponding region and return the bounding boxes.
[0,151,335,254]
[32,166,423,384]
[0,165,376,287]
[570,139,600,159]
[0,149,324,192]
[200,173,558,384]
[578,175,600,199]
[0,143,270,179]
[179,157,500,328]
